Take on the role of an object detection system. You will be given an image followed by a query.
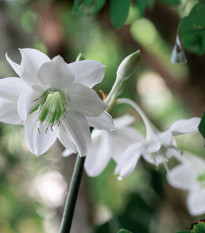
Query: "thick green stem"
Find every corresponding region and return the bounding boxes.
[59,155,85,233]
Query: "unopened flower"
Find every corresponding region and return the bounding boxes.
[0,48,114,156]
[115,98,200,179]
[167,153,205,216]
[63,114,143,176]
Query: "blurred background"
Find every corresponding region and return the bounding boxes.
[0,0,205,232]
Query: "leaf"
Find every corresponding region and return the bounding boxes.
[198,0,205,4]
[179,3,205,55]
[199,113,205,140]
[117,229,132,233]
[159,0,180,5]
[72,0,106,16]
[110,0,131,29]
[192,222,205,233]
[176,231,191,233]
[135,0,156,16]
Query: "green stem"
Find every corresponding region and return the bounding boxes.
[59,155,85,233]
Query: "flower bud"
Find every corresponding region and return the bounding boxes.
[116,50,140,82]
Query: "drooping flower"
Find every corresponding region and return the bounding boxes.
[63,114,144,176]
[115,98,201,179]
[167,153,205,216]
[0,48,114,156]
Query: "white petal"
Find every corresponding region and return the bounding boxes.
[158,131,174,146]
[62,149,74,157]
[0,77,27,102]
[143,153,164,165]
[113,114,135,128]
[67,83,106,117]
[24,112,58,155]
[110,127,144,162]
[58,124,77,154]
[115,143,143,179]
[20,48,50,85]
[68,60,105,88]
[167,162,196,190]
[17,86,43,121]
[6,53,21,76]
[187,189,205,216]
[85,131,111,176]
[169,117,201,135]
[60,111,91,156]
[38,56,75,89]
[87,111,114,130]
[144,140,161,153]
[0,100,21,124]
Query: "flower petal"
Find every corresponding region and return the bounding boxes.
[167,162,196,190]
[115,143,143,179]
[61,111,91,156]
[24,112,58,155]
[67,83,107,117]
[85,131,111,176]
[17,86,43,121]
[169,117,201,135]
[158,131,174,146]
[38,56,75,89]
[113,114,135,128]
[87,111,114,130]
[187,189,205,216]
[0,77,27,102]
[58,124,77,154]
[6,53,21,76]
[20,48,50,85]
[0,100,21,124]
[68,60,105,88]
[110,127,144,162]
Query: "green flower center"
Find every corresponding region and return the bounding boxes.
[197,173,205,188]
[30,90,67,126]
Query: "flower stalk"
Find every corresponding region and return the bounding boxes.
[59,155,86,233]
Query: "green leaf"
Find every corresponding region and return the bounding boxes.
[192,222,205,233]
[72,0,106,16]
[117,229,132,233]
[134,0,155,16]
[199,113,205,139]
[176,231,191,233]
[198,0,205,4]
[110,0,131,29]
[159,0,180,5]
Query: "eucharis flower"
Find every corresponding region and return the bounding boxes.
[167,153,205,216]
[0,48,114,156]
[63,114,143,176]
[115,98,200,179]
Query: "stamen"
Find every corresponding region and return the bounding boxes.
[51,125,53,131]
[58,121,61,126]
[38,128,41,134]
[45,127,48,134]
[20,120,24,125]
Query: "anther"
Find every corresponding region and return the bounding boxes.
[67,95,71,101]
[20,120,24,125]
[51,125,53,131]
[45,127,48,134]
[58,121,61,126]
[38,128,41,134]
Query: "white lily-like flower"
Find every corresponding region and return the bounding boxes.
[167,153,205,216]
[115,98,201,179]
[0,48,114,156]
[63,114,144,176]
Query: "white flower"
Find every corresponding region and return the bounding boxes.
[167,153,205,216]
[0,48,114,156]
[115,98,200,179]
[63,114,144,176]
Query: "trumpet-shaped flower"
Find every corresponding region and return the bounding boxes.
[167,153,205,216]
[63,114,144,176]
[0,48,114,156]
[115,98,200,179]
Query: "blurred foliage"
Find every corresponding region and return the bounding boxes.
[0,0,205,233]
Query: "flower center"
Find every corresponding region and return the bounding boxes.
[197,173,205,188]
[30,90,67,126]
